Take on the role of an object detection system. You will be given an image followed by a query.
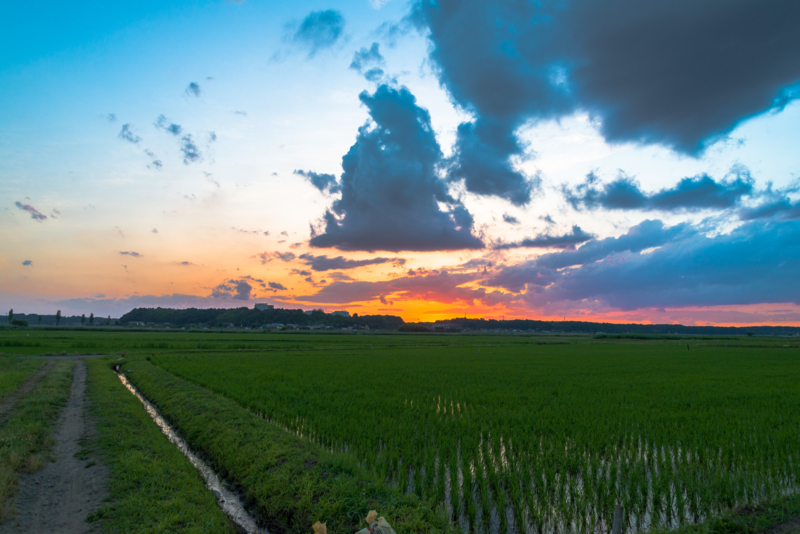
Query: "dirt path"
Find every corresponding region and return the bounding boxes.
[0,361,55,423]
[0,360,108,534]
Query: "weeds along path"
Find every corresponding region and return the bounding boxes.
[0,360,108,534]
[0,361,54,422]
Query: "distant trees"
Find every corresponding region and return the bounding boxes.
[7,309,12,325]
[11,319,28,327]
[89,313,94,326]
[81,314,86,326]
[37,315,42,326]
[56,310,61,326]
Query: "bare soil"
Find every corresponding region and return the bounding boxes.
[0,360,108,534]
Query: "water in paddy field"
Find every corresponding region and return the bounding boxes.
[117,373,269,534]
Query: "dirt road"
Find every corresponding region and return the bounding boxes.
[0,360,108,534]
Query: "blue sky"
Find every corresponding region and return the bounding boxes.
[2,0,800,325]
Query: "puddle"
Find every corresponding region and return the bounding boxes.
[117,373,268,534]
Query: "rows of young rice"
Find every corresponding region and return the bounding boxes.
[153,342,800,534]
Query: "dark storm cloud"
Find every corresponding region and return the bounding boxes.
[211,279,252,300]
[290,9,346,58]
[22,260,33,266]
[502,214,519,225]
[411,0,800,195]
[119,251,142,258]
[118,124,141,144]
[738,184,800,221]
[447,118,540,206]
[298,253,405,272]
[14,201,47,221]
[185,82,201,97]
[309,84,484,252]
[269,282,287,291]
[350,43,385,80]
[180,135,202,164]
[154,115,183,136]
[495,225,593,250]
[485,218,800,310]
[564,168,755,212]
[294,169,341,194]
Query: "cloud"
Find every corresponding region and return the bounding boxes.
[412,0,800,187]
[564,167,755,212]
[14,201,47,221]
[22,260,32,266]
[253,251,296,264]
[738,183,800,221]
[290,9,346,58]
[180,135,202,164]
[350,42,385,80]
[502,213,519,225]
[154,115,183,136]
[298,253,404,271]
[309,84,484,252]
[495,225,594,250]
[119,251,142,258]
[106,113,117,122]
[269,282,287,290]
[185,82,201,97]
[296,270,511,307]
[294,169,341,194]
[212,279,252,300]
[144,149,163,170]
[180,261,193,266]
[152,228,158,234]
[208,131,217,143]
[118,124,141,144]
[485,218,800,311]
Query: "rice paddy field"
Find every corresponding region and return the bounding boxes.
[1,327,799,533]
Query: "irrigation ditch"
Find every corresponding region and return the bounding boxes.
[115,371,268,534]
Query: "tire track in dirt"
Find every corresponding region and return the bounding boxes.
[0,360,108,534]
[0,361,55,424]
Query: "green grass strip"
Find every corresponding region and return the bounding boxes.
[0,359,74,522]
[123,357,455,534]
[0,357,47,400]
[85,358,235,534]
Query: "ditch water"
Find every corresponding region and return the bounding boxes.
[117,373,269,534]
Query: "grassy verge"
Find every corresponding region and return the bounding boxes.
[84,358,235,533]
[0,357,47,400]
[123,356,454,534]
[0,359,74,521]
[651,494,800,534]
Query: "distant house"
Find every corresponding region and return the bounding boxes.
[127,321,145,326]
[254,303,274,310]
[332,310,350,317]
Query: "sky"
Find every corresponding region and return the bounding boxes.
[2,0,800,325]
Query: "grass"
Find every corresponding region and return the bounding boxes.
[0,357,47,400]
[150,344,800,533]
[121,356,455,534]
[84,358,236,534]
[0,359,74,522]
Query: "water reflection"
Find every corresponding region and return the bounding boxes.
[117,373,268,534]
